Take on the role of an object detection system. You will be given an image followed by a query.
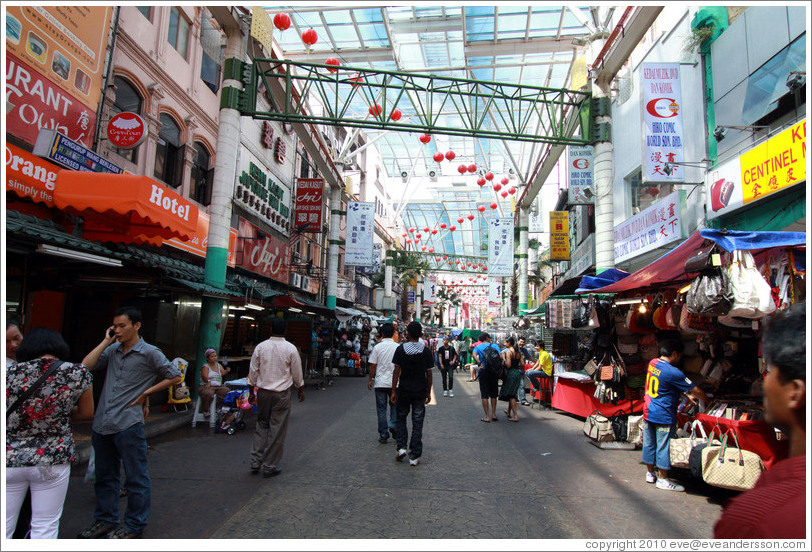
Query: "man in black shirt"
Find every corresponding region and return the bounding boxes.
[517,336,533,406]
[390,322,434,466]
[436,336,458,398]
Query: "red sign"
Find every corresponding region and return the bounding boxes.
[237,218,290,284]
[6,53,96,148]
[5,143,58,206]
[165,212,238,267]
[293,178,324,231]
[107,112,147,149]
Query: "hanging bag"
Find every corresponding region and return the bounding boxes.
[571,297,591,328]
[701,429,765,491]
[727,250,777,318]
[686,269,733,316]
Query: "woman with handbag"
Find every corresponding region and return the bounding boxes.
[198,348,231,413]
[5,328,94,539]
[497,337,522,422]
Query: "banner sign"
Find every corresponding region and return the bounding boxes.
[6,54,97,148]
[33,128,123,173]
[550,211,570,261]
[641,63,684,183]
[236,147,292,235]
[564,233,595,279]
[487,217,514,276]
[567,145,594,204]
[5,143,58,206]
[423,276,437,305]
[407,290,416,313]
[739,120,806,205]
[293,178,324,232]
[166,212,237,267]
[236,218,290,284]
[488,278,503,307]
[614,190,686,264]
[345,201,374,266]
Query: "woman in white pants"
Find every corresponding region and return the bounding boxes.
[5,328,95,539]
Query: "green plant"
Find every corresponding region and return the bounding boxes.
[684,24,715,54]
[528,237,540,250]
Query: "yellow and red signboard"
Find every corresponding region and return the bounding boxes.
[550,211,570,261]
[5,143,58,207]
[740,120,806,204]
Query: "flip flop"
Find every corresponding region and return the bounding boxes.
[491,417,499,421]
[480,417,491,423]
[509,418,519,422]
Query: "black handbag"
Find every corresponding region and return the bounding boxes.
[684,244,720,273]
[686,269,733,316]
[609,409,629,441]
[571,298,591,328]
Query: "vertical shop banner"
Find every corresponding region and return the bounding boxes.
[423,276,437,305]
[567,145,594,204]
[641,63,684,183]
[528,198,545,233]
[407,290,416,314]
[488,217,514,276]
[293,178,324,231]
[236,218,290,284]
[614,190,686,263]
[345,201,374,266]
[550,211,570,261]
[488,278,503,307]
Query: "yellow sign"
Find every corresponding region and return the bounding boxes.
[250,6,274,55]
[571,55,588,90]
[550,211,570,261]
[740,120,806,204]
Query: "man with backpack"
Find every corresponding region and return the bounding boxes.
[472,333,502,422]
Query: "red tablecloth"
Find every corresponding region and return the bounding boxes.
[677,413,789,470]
[551,377,643,417]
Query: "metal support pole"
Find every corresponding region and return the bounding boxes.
[326,184,342,309]
[590,39,615,273]
[517,207,529,313]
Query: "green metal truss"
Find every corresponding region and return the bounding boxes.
[237,58,593,146]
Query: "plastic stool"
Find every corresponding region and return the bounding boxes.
[191,395,217,428]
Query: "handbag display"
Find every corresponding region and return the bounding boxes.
[686,269,733,316]
[583,358,600,377]
[669,420,708,469]
[599,364,615,381]
[571,298,591,328]
[684,244,720,273]
[726,250,777,318]
[626,415,644,447]
[701,430,765,491]
[679,306,716,334]
[583,410,614,442]
[609,409,629,442]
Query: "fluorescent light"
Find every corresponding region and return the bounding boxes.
[614,298,642,306]
[678,283,692,294]
[228,313,235,318]
[244,303,264,311]
[288,307,302,313]
[241,315,255,321]
[36,245,122,267]
[79,275,151,284]
[306,311,316,315]
[229,306,246,311]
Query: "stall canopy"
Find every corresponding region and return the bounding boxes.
[578,230,806,295]
[53,172,199,244]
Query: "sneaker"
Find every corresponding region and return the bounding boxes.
[389,428,397,440]
[409,457,420,466]
[443,390,448,397]
[396,448,408,462]
[262,467,282,478]
[106,526,142,539]
[378,436,388,444]
[448,390,454,397]
[655,478,685,492]
[250,462,260,474]
[645,472,657,484]
[77,520,117,539]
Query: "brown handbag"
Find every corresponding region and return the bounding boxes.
[600,364,615,381]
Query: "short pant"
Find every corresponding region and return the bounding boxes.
[642,420,677,470]
[478,369,499,399]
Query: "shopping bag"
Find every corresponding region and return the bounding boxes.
[669,420,708,469]
[583,411,614,442]
[626,415,644,447]
[701,430,765,491]
[727,250,777,318]
[686,269,733,316]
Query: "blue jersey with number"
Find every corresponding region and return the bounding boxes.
[643,358,694,425]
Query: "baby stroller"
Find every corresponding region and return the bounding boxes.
[215,388,253,435]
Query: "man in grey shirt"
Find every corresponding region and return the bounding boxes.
[77,306,181,539]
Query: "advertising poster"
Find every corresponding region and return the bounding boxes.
[293,178,324,231]
[641,63,684,183]
[236,218,290,284]
[567,145,594,204]
[345,201,374,266]
[236,147,292,235]
[6,6,113,111]
[487,217,514,276]
[423,276,437,305]
[614,190,686,264]
[488,278,502,307]
[5,143,59,207]
[550,211,570,261]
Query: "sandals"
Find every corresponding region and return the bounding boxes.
[509,418,519,422]
[520,401,531,406]
[480,417,491,423]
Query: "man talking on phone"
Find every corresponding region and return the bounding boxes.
[77,307,181,539]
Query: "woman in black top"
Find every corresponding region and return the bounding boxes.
[498,337,523,422]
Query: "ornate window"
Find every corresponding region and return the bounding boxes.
[190,141,213,205]
[154,113,184,188]
[167,7,190,59]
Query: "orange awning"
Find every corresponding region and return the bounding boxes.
[53,172,199,243]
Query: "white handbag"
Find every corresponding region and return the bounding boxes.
[727,250,776,318]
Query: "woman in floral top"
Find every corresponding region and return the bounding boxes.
[6,328,94,539]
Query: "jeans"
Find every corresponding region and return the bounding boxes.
[642,421,677,470]
[396,394,426,460]
[6,464,71,539]
[439,366,454,391]
[92,423,150,533]
[526,370,550,392]
[374,388,398,438]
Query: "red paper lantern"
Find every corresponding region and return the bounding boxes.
[467,164,477,173]
[485,172,494,181]
[423,227,430,233]
[416,233,422,239]
[457,164,467,174]
[406,239,412,244]
[477,177,486,187]
[508,187,516,195]
[390,109,402,121]
[449,225,456,231]
[301,29,318,46]
[478,206,486,212]
[433,152,445,163]
[369,104,382,116]
[501,191,509,198]
[501,177,509,185]
[440,223,447,229]
[325,57,340,73]
[445,151,456,161]
[421,246,426,251]
[467,214,475,221]
[428,248,434,253]
[402,233,408,237]
[419,134,431,144]
[493,183,502,192]
[490,202,498,209]
[436,257,441,262]
[431,229,438,235]
[457,217,464,224]
[273,13,291,31]
[443,256,448,260]
[408,228,415,233]
[349,74,364,86]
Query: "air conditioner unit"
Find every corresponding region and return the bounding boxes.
[301,275,310,289]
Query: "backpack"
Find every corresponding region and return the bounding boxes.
[479,345,503,375]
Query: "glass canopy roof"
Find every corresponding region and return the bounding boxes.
[266,4,610,260]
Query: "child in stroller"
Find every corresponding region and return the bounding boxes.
[216,388,254,435]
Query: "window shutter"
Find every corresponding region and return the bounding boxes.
[173,144,187,188]
[203,167,215,205]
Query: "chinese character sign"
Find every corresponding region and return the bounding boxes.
[550,211,570,261]
[641,63,684,183]
[423,276,437,305]
[614,190,686,263]
[488,278,503,307]
[488,218,514,276]
[739,119,806,205]
[293,178,324,231]
[567,145,594,204]
[345,201,374,266]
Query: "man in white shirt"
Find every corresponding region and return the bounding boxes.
[367,323,400,443]
[247,318,305,478]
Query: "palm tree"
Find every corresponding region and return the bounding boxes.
[435,286,461,328]
[393,253,431,320]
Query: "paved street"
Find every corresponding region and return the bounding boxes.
[58,375,736,541]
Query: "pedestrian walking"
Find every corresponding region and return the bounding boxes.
[390,322,434,466]
[472,332,502,422]
[77,307,181,539]
[367,323,400,443]
[436,336,457,397]
[246,318,305,478]
[498,337,523,422]
[516,336,533,406]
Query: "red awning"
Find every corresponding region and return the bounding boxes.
[52,172,199,243]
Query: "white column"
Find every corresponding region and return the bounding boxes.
[518,206,529,312]
[590,38,615,273]
[326,184,342,309]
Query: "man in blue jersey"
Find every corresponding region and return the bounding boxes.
[643,339,707,491]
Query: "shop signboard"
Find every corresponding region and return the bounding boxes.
[236,218,290,284]
[641,63,684,183]
[528,197,545,233]
[33,128,123,173]
[550,211,570,261]
[5,142,58,207]
[5,6,113,112]
[336,278,355,302]
[165,212,237,267]
[6,54,97,148]
[236,147,292,235]
[293,177,324,231]
[564,233,595,280]
[488,278,502,307]
[567,145,594,204]
[614,190,686,264]
[706,120,806,219]
[487,217,514,276]
[107,112,147,149]
[407,290,415,313]
[345,201,374,266]
[423,276,437,305]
